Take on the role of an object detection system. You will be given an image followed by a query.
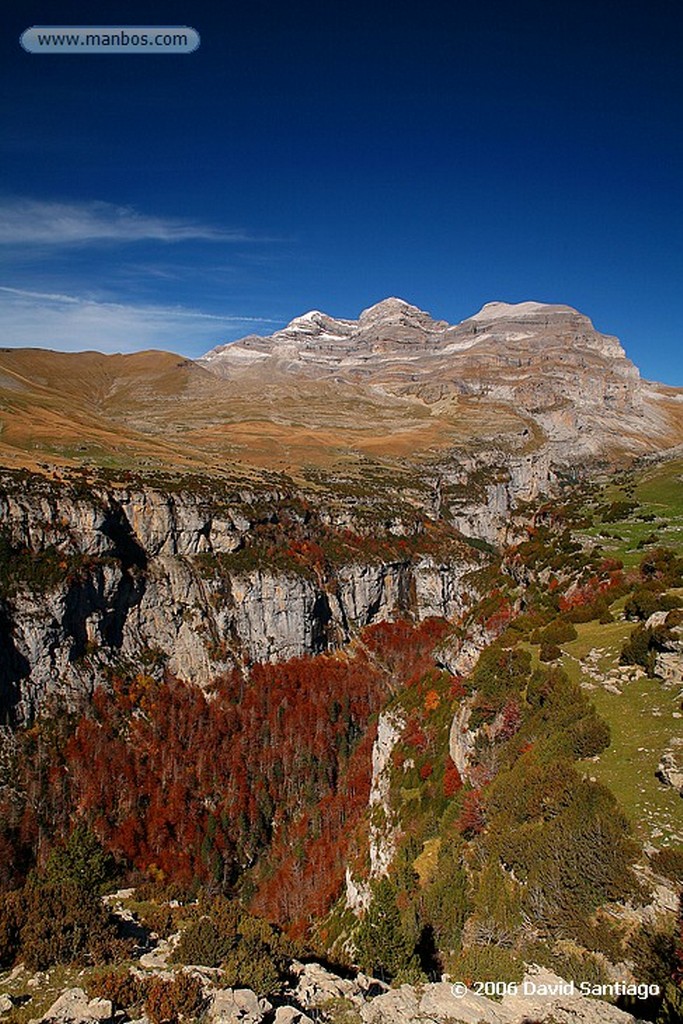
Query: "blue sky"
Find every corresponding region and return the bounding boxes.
[1,1,682,383]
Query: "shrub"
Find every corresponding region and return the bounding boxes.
[354,877,423,984]
[540,620,578,645]
[467,861,523,947]
[421,840,470,952]
[620,626,655,673]
[447,944,524,988]
[19,876,125,971]
[639,547,683,586]
[43,824,117,895]
[220,912,293,996]
[173,915,234,967]
[0,890,21,967]
[145,973,204,1024]
[319,997,362,1023]
[135,902,177,939]
[443,756,463,797]
[523,941,610,987]
[564,712,610,759]
[650,847,683,885]
[566,597,612,624]
[625,589,682,621]
[88,967,148,1010]
[539,642,561,662]
[602,500,637,522]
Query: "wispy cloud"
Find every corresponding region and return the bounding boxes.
[0,198,257,246]
[0,286,282,354]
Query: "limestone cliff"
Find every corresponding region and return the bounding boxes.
[0,472,487,723]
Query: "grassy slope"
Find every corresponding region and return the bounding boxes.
[559,459,683,845]
[0,347,536,482]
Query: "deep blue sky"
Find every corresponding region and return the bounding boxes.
[1,1,682,382]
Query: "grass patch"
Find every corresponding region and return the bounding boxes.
[413,837,441,887]
[578,675,683,846]
[0,964,96,1024]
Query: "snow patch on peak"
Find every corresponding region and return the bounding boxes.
[287,310,329,327]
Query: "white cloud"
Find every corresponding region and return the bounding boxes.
[0,286,281,354]
[0,198,255,246]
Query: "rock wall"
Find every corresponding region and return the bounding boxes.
[446,448,555,545]
[0,478,479,723]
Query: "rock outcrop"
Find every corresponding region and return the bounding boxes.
[656,737,683,795]
[31,989,112,1024]
[346,709,405,912]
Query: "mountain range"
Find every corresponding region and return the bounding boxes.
[0,298,681,481]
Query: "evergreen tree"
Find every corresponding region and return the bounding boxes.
[354,877,423,983]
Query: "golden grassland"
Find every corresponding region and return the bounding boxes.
[0,347,540,482]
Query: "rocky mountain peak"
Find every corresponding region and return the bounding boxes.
[200,296,635,378]
[358,296,426,321]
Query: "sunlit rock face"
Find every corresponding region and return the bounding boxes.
[200,297,667,462]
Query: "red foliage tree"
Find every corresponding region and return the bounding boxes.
[443,757,463,797]
[457,790,485,838]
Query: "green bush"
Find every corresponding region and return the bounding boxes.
[566,597,613,624]
[133,901,178,940]
[19,875,125,971]
[173,895,292,995]
[420,840,470,952]
[44,824,117,895]
[650,847,683,885]
[523,781,640,936]
[318,997,363,1023]
[539,641,561,662]
[602,500,637,523]
[540,619,578,645]
[639,548,683,586]
[447,944,524,988]
[467,861,523,947]
[620,626,655,673]
[625,589,682,621]
[563,711,610,759]
[221,916,291,995]
[522,941,611,987]
[173,914,235,967]
[0,890,21,967]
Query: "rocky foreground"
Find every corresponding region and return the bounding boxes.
[0,959,648,1024]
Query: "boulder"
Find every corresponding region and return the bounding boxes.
[273,1009,314,1024]
[291,960,362,1007]
[33,989,113,1024]
[359,972,642,1024]
[656,738,683,794]
[209,987,271,1023]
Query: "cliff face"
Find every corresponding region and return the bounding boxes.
[0,474,488,723]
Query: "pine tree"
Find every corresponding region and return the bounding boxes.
[354,877,422,982]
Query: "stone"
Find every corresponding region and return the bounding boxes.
[273,1009,314,1024]
[292,961,359,1006]
[209,987,270,1023]
[0,994,14,1015]
[656,738,683,794]
[357,971,643,1024]
[34,989,113,1023]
